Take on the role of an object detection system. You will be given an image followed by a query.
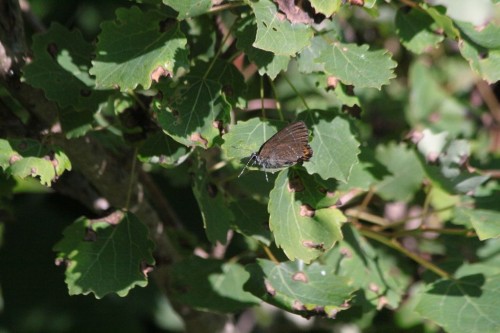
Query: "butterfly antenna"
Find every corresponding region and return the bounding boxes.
[238,154,256,178]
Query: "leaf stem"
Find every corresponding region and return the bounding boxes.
[203,18,236,80]
[282,74,310,110]
[268,78,284,121]
[208,1,246,14]
[125,147,138,210]
[359,227,452,279]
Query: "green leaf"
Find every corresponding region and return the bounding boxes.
[317,43,397,89]
[59,108,95,138]
[23,22,111,111]
[269,169,346,263]
[421,3,460,39]
[324,225,412,309]
[310,0,341,17]
[455,21,500,49]
[0,139,71,186]
[407,61,475,136]
[235,15,290,79]
[415,263,500,333]
[53,211,155,298]
[375,143,425,202]
[221,117,280,161]
[249,0,313,56]
[454,189,500,240]
[90,7,188,91]
[297,36,329,74]
[137,132,191,167]
[156,62,231,148]
[458,22,500,84]
[245,259,356,318]
[303,112,360,182]
[229,199,272,246]
[415,130,489,194]
[163,0,212,19]
[191,160,233,244]
[395,8,444,54]
[169,257,260,312]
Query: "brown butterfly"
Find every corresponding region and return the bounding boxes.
[239,121,313,180]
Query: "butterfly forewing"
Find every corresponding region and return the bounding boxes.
[256,121,313,169]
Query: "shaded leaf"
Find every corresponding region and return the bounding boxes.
[395,8,444,54]
[169,257,260,312]
[229,199,272,246]
[91,7,188,91]
[137,132,191,167]
[191,160,233,244]
[156,62,231,148]
[23,22,111,111]
[53,211,155,298]
[235,15,290,79]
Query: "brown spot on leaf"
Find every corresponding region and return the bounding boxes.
[190,132,208,148]
[47,42,58,59]
[151,66,172,83]
[84,228,97,242]
[302,240,325,250]
[287,176,304,192]
[327,76,339,89]
[141,261,154,277]
[206,183,218,198]
[347,0,365,6]
[314,306,326,315]
[300,204,315,217]
[30,167,37,175]
[327,308,338,319]
[426,151,440,163]
[340,247,352,258]
[80,88,91,97]
[407,129,424,144]
[9,155,21,165]
[369,282,380,293]
[292,271,309,283]
[264,280,276,296]
[292,300,306,311]
[99,211,124,225]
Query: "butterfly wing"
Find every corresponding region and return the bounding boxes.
[257,121,313,169]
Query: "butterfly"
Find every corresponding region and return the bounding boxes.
[238,121,313,180]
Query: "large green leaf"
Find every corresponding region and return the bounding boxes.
[0,139,71,187]
[395,8,444,54]
[235,15,290,79]
[169,257,260,312]
[53,211,155,298]
[416,263,500,333]
[23,23,111,111]
[156,63,231,148]
[457,21,500,84]
[91,7,188,91]
[303,112,360,182]
[317,43,396,89]
[229,199,272,246]
[245,259,356,318]
[269,169,346,263]
[137,132,191,168]
[249,0,313,56]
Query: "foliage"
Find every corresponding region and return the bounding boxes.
[1,0,500,332]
